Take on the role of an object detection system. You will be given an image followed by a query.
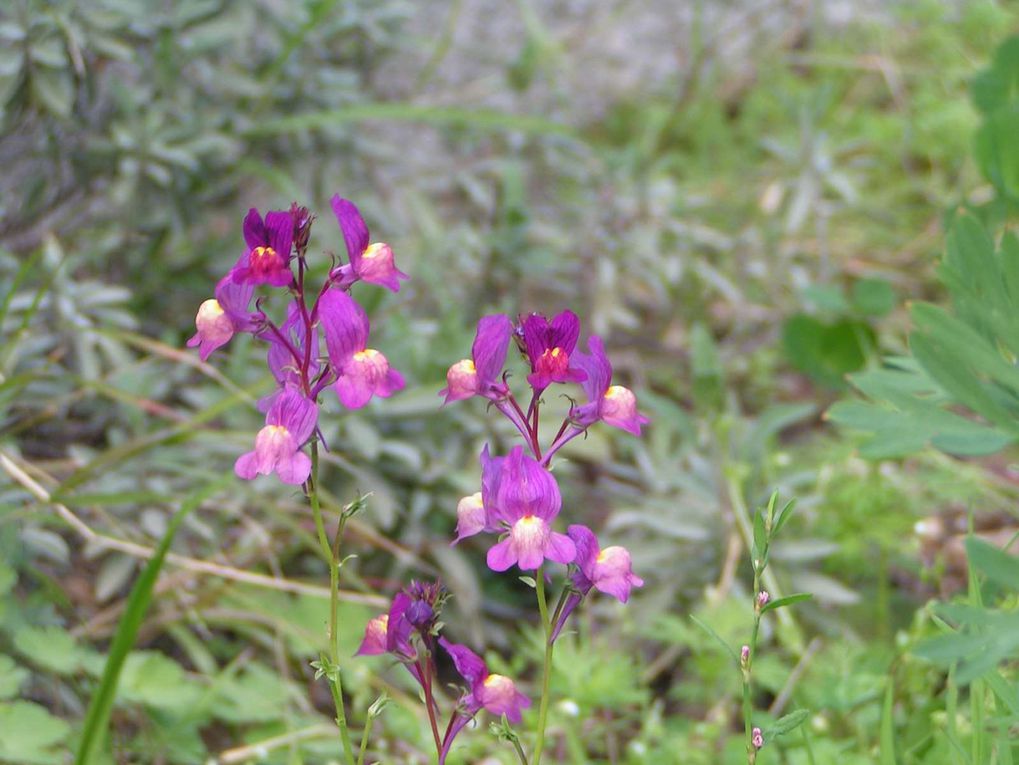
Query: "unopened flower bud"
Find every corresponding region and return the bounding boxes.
[740,645,750,667]
[752,727,764,749]
[756,590,770,610]
[290,203,313,252]
[442,359,479,402]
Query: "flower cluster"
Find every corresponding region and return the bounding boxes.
[357,581,529,763]
[446,310,646,595]
[187,197,407,484]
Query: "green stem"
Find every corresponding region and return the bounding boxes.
[356,710,375,765]
[308,441,357,765]
[744,566,762,765]
[532,566,555,765]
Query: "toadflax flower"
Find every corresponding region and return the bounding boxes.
[187,275,259,361]
[452,445,506,544]
[356,592,416,660]
[440,314,513,403]
[319,289,404,409]
[230,208,295,287]
[439,637,530,722]
[484,446,575,572]
[330,196,408,293]
[235,386,318,485]
[551,524,644,641]
[521,310,587,392]
[570,335,649,436]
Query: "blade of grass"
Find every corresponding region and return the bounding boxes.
[74,476,230,765]
[880,678,896,765]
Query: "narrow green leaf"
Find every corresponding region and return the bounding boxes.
[689,615,738,663]
[764,709,809,738]
[773,498,797,536]
[965,536,1019,590]
[880,679,896,765]
[761,593,812,614]
[74,477,229,765]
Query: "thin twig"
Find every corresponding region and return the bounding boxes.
[214,724,336,764]
[0,451,386,607]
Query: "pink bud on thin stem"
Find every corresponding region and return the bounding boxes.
[740,644,750,667]
[751,727,764,749]
[756,590,770,610]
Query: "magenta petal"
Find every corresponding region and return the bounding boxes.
[486,538,516,572]
[521,313,550,368]
[234,451,259,480]
[546,532,576,565]
[472,315,513,385]
[439,637,488,686]
[335,374,373,409]
[549,310,581,354]
[496,447,562,523]
[330,195,370,267]
[242,208,264,248]
[567,524,599,574]
[319,289,370,365]
[378,367,405,397]
[264,210,294,261]
[574,336,612,403]
[269,387,318,443]
[276,450,312,485]
[356,614,389,656]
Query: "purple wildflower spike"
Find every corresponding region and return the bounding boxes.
[550,525,643,642]
[230,208,295,287]
[570,335,649,436]
[441,315,514,403]
[235,387,317,485]
[187,275,259,361]
[319,289,404,409]
[521,310,587,391]
[330,196,408,292]
[438,637,530,723]
[484,447,575,572]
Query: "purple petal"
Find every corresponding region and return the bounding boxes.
[330,195,370,268]
[264,210,294,262]
[592,546,644,603]
[549,310,581,354]
[234,450,259,480]
[471,315,513,386]
[546,532,577,566]
[319,289,369,366]
[438,637,487,686]
[356,614,389,656]
[242,208,265,249]
[213,275,255,327]
[573,335,612,403]
[335,373,373,409]
[453,492,487,543]
[267,387,318,444]
[276,450,312,485]
[486,537,516,572]
[496,447,561,523]
[567,524,600,575]
[476,674,530,723]
[521,313,551,367]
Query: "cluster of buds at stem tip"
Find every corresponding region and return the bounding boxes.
[756,590,770,612]
[186,196,408,486]
[752,727,764,749]
[356,582,529,765]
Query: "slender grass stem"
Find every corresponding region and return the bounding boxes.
[743,564,763,765]
[308,441,357,765]
[532,565,555,765]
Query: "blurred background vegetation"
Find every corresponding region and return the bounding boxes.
[2,0,1019,762]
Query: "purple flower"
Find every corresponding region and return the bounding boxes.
[484,447,575,572]
[567,524,644,602]
[452,445,505,544]
[230,208,295,287]
[550,525,643,642]
[330,196,408,293]
[235,387,317,485]
[438,637,530,723]
[440,315,513,403]
[187,275,259,361]
[319,289,404,409]
[356,592,415,660]
[570,336,649,436]
[521,310,587,391]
